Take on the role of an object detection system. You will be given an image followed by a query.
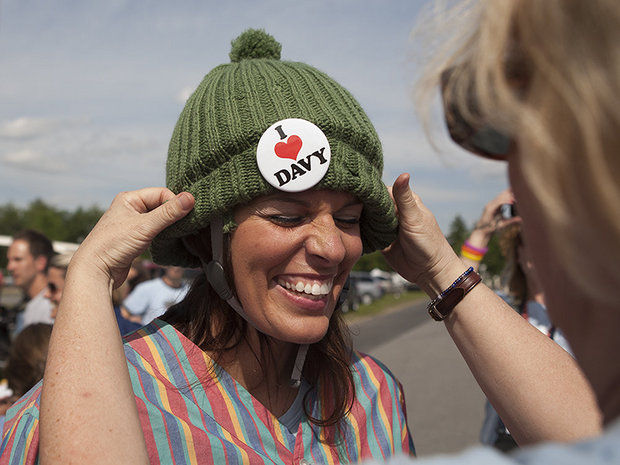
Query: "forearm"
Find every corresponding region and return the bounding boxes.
[40,261,149,464]
[386,175,600,444]
[422,260,601,445]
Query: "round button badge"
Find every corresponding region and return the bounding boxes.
[256,118,331,192]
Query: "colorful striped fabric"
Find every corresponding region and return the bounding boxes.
[1,319,414,464]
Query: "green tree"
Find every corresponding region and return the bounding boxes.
[446,215,469,254]
[22,199,66,241]
[63,206,104,243]
[353,251,391,272]
[0,204,24,236]
[481,234,505,277]
[0,201,104,269]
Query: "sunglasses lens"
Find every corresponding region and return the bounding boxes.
[441,69,512,160]
[470,126,512,158]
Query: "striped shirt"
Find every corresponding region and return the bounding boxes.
[1,319,414,464]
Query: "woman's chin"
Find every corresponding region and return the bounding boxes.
[268,322,329,346]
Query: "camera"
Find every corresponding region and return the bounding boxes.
[500,203,517,219]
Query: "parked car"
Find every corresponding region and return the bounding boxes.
[348,271,384,305]
[340,277,360,313]
[372,274,395,294]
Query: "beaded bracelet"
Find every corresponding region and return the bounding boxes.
[436,266,474,299]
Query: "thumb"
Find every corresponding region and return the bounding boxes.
[392,173,421,226]
[144,192,195,235]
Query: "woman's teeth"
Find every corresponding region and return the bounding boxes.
[278,279,332,297]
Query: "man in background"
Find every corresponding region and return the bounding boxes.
[7,230,55,334]
[121,266,189,326]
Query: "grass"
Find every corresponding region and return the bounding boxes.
[343,290,427,322]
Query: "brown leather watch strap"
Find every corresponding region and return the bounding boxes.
[428,270,482,321]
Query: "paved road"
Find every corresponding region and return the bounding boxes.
[348,300,486,457]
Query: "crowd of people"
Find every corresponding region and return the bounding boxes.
[0,232,190,425]
[0,0,618,464]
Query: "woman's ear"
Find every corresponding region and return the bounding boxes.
[182,230,213,263]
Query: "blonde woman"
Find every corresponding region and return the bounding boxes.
[387,0,620,462]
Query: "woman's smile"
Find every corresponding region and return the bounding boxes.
[276,275,334,310]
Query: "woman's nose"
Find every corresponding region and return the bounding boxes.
[303,216,347,265]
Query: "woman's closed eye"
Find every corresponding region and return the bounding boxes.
[268,215,304,226]
[335,215,361,227]
[267,214,360,229]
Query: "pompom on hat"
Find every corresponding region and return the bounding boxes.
[152,29,398,267]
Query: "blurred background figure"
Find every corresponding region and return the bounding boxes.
[121,265,188,326]
[0,323,53,432]
[459,189,519,273]
[111,261,144,336]
[47,253,141,336]
[7,230,55,335]
[496,225,570,352]
[45,253,73,320]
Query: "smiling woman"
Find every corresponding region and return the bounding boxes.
[0,29,412,464]
[229,191,363,344]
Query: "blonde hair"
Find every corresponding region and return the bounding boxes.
[48,252,73,273]
[417,0,620,306]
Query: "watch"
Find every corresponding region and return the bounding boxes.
[427,267,482,321]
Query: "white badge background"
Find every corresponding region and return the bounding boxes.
[256,118,331,192]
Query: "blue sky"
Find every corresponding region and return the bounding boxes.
[0,0,508,232]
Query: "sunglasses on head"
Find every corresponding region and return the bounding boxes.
[440,68,514,161]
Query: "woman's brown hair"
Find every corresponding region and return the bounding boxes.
[6,324,53,397]
[499,224,526,307]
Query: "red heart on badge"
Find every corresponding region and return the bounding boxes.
[274,135,302,160]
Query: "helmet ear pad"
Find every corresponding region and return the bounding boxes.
[182,230,211,261]
[182,229,235,300]
[206,261,234,302]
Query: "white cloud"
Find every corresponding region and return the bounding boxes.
[415,184,478,203]
[176,86,195,104]
[0,116,170,208]
[0,117,63,140]
[4,148,40,164]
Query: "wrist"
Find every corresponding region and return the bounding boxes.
[416,253,469,299]
[427,267,482,321]
[466,229,492,248]
[66,253,114,289]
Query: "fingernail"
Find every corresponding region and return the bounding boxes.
[177,192,194,210]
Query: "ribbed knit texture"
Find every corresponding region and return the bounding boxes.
[152,29,398,267]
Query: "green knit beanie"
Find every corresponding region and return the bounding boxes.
[151,29,398,267]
